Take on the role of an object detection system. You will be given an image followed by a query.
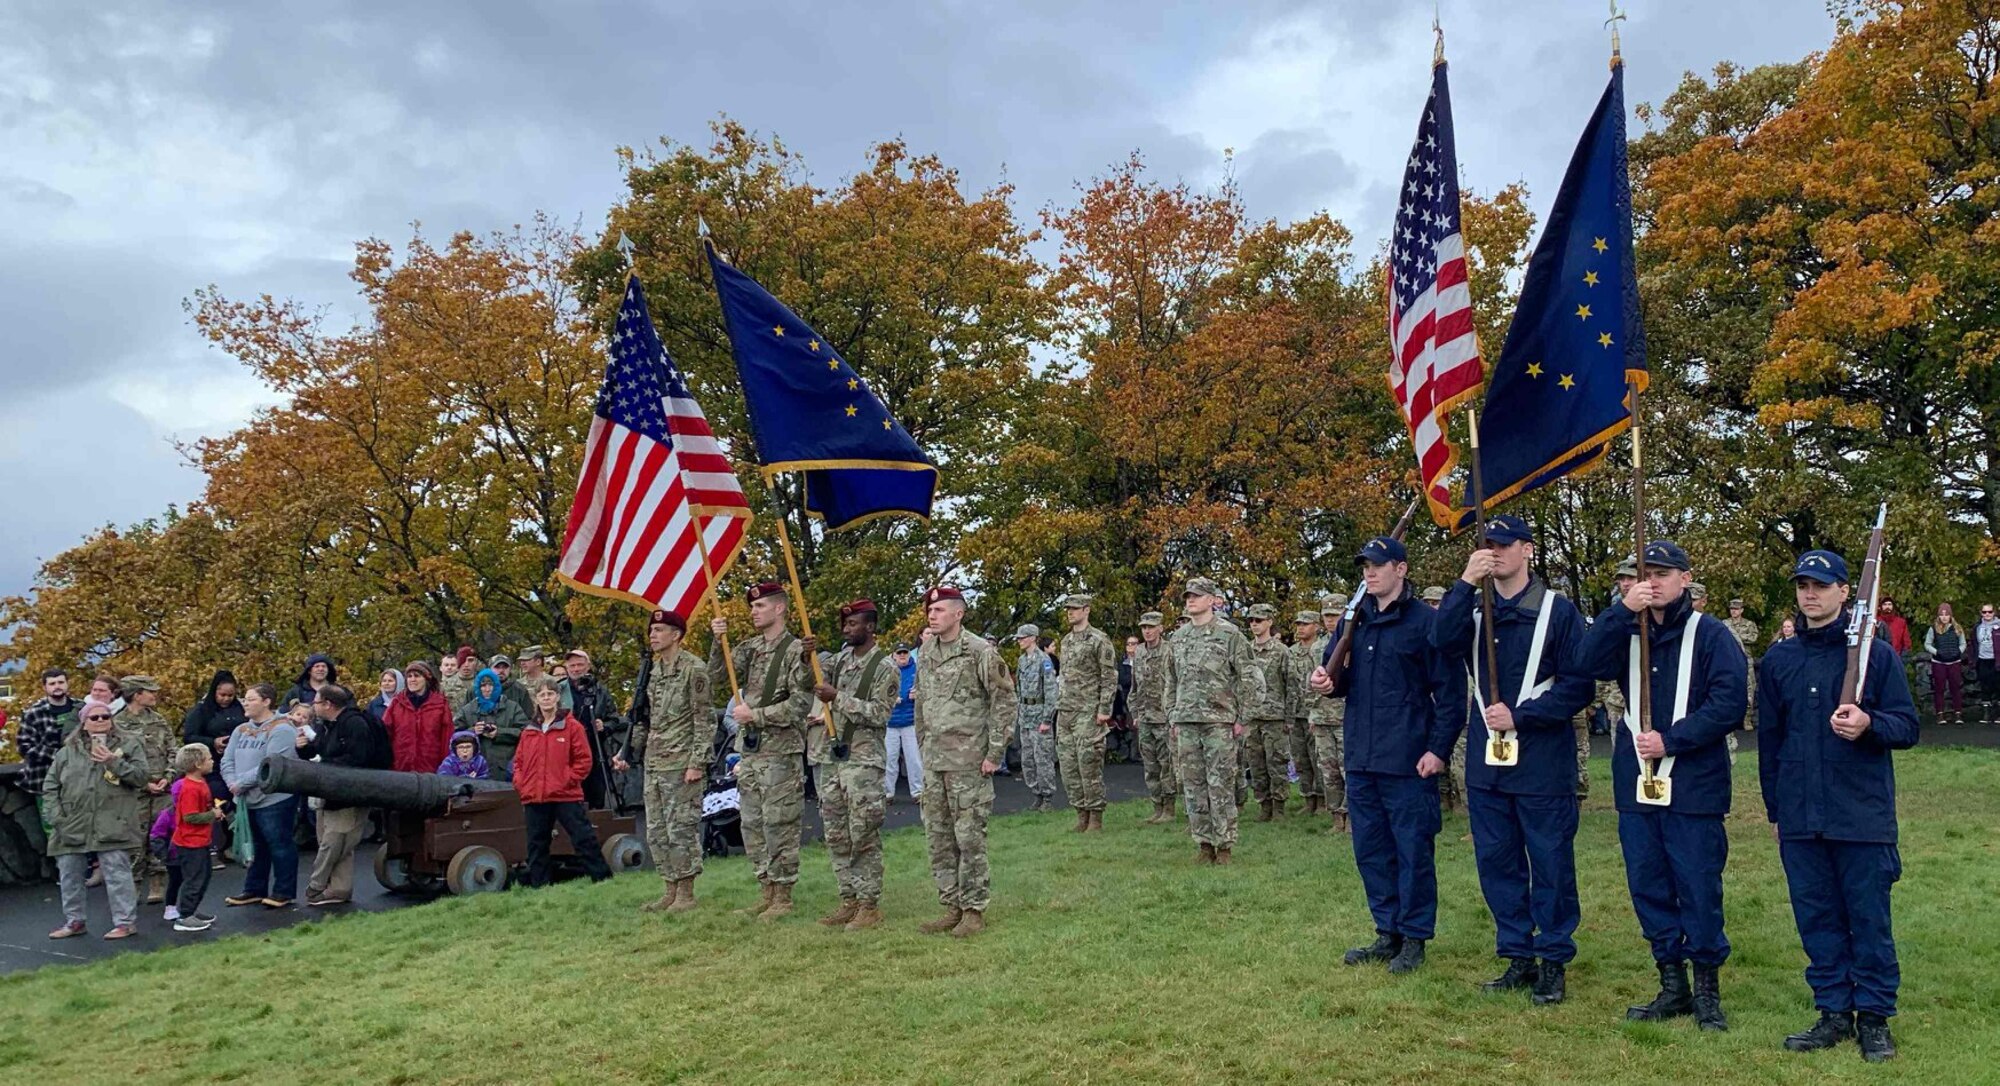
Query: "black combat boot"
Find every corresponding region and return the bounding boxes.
[1626,960,1694,1021]
[1783,1010,1854,1052]
[1343,933,1401,966]
[1856,1013,1897,1062]
[1532,961,1567,1006]
[1692,963,1728,1031]
[1482,958,1539,992]
[1387,938,1427,975]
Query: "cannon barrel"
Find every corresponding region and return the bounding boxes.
[259,758,512,813]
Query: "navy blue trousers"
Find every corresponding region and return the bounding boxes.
[1347,770,1441,940]
[1617,810,1730,966]
[1780,836,1901,1017]
[1468,788,1580,963]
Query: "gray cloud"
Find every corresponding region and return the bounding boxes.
[0,0,1838,604]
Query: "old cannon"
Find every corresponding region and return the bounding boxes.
[260,759,646,895]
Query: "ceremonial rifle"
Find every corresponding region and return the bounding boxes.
[1321,496,1423,692]
[1838,504,1890,707]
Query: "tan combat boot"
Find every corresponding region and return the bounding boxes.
[919,907,963,934]
[640,880,677,913]
[759,883,794,921]
[1145,801,1169,824]
[738,881,774,917]
[845,903,883,931]
[950,910,986,938]
[1333,810,1349,834]
[1197,843,1216,864]
[1257,798,1275,822]
[1307,795,1323,815]
[146,874,167,904]
[668,878,698,913]
[1087,810,1104,832]
[1215,846,1234,865]
[1072,808,1089,833]
[819,898,859,927]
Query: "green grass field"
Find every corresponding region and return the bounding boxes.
[4,748,1998,1085]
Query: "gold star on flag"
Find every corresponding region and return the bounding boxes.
[1526,362,1544,378]
[1575,304,1593,320]
[1592,237,1608,253]
[1558,373,1576,390]
[808,339,820,352]
[1583,271,1600,287]
[773,325,785,337]
[882,419,891,430]
[847,378,859,390]
[845,404,858,418]
[827,359,840,371]
[1598,332,1613,348]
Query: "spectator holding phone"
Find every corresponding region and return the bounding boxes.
[454,668,527,781]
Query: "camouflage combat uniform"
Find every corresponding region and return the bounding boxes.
[1309,628,1349,817]
[711,631,813,889]
[1287,616,1323,805]
[1132,631,1178,812]
[1015,644,1058,803]
[115,702,177,890]
[1165,616,1260,850]
[1726,612,1760,731]
[1246,624,1294,811]
[818,642,898,910]
[1055,622,1117,813]
[635,647,710,891]
[912,629,1014,915]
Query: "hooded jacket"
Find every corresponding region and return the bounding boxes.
[454,669,528,771]
[42,724,150,855]
[437,729,489,778]
[299,703,377,810]
[284,654,339,708]
[183,670,246,742]
[513,712,593,804]
[384,682,454,774]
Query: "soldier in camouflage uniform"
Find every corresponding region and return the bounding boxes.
[1311,595,1351,831]
[1244,604,1294,821]
[618,609,710,914]
[1132,612,1179,823]
[806,600,899,932]
[1012,624,1059,812]
[911,586,1014,937]
[1055,594,1117,832]
[1166,577,1260,864]
[114,676,177,904]
[1288,610,1324,814]
[1725,598,1760,731]
[709,581,813,921]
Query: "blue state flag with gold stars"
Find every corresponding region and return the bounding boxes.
[1459,63,1647,528]
[705,243,938,530]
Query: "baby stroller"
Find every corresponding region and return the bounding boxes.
[700,710,743,858]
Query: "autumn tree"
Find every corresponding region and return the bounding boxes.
[1636,0,2000,609]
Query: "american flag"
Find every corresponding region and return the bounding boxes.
[1388,61,1485,527]
[557,273,749,614]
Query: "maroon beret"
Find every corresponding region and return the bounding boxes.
[923,586,965,606]
[745,581,786,604]
[649,609,686,633]
[839,599,879,620]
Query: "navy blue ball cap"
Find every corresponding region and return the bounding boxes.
[1792,549,1848,585]
[1356,536,1408,564]
[1641,540,1691,571]
[1482,514,1533,545]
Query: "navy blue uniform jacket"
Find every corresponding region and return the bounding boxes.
[1327,586,1467,777]
[1431,579,1595,795]
[1574,593,1748,815]
[1757,613,1917,843]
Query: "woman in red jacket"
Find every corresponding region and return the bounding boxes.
[383,662,454,774]
[515,678,612,888]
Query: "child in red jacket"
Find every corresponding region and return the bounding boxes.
[171,744,225,931]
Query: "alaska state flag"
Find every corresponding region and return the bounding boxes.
[705,244,938,530]
[1458,63,1648,527]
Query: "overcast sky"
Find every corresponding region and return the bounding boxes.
[0,0,1835,603]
